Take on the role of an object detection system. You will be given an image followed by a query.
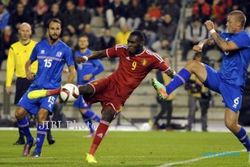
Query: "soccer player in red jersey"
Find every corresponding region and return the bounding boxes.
[76,31,174,163]
[28,31,174,163]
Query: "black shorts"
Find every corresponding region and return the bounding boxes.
[15,77,33,104]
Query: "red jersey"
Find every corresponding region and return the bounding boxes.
[106,44,170,101]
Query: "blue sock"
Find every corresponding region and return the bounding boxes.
[235,127,250,151]
[82,113,95,133]
[85,110,100,123]
[35,123,48,154]
[166,68,191,94]
[17,116,33,143]
[87,120,95,134]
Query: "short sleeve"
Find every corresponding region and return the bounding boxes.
[106,45,119,58]
[151,54,170,72]
[231,31,250,49]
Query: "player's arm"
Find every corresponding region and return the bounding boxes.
[192,38,215,52]
[75,50,107,64]
[162,57,175,78]
[66,65,76,83]
[26,44,39,80]
[204,20,238,52]
[25,59,35,80]
[6,47,15,94]
[165,68,175,78]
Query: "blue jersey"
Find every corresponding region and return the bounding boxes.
[75,49,104,85]
[219,31,250,87]
[29,39,74,89]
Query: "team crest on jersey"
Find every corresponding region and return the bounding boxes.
[56,51,62,57]
[93,81,98,85]
[141,59,147,66]
[41,50,45,54]
[126,57,130,60]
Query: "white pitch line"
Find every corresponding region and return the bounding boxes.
[158,150,246,167]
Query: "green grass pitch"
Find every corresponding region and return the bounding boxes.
[0,130,248,167]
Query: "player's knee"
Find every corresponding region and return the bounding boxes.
[185,60,197,71]
[15,107,27,120]
[101,107,116,123]
[79,84,94,97]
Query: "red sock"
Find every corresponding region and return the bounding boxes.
[89,120,109,155]
[47,88,61,96]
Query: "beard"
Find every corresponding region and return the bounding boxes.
[49,33,59,42]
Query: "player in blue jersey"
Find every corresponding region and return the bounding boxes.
[15,18,76,157]
[152,10,250,154]
[74,34,104,137]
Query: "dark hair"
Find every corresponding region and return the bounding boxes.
[130,31,145,43]
[229,10,246,27]
[78,34,88,39]
[47,18,62,28]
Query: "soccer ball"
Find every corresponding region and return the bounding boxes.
[60,83,79,102]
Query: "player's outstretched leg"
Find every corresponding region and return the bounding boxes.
[151,78,168,100]
[86,106,116,164]
[152,68,191,99]
[28,88,61,99]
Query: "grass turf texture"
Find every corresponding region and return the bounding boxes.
[0,130,248,167]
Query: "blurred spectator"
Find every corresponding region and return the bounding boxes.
[17,0,34,12]
[147,2,161,21]
[115,24,131,45]
[99,28,115,50]
[99,28,116,64]
[241,1,250,26]
[126,0,145,30]
[105,0,126,28]
[0,26,17,69]
[83,0,106,16]
[0,1,10,31]
[231,0,245,11]
[62,30,74,48]
[43,3,63,34]
[63,0,91,35]
[83,24,99,50]
[161,0,180,23]
[138,13,158,47]
[181,17,207,61]
[8,3,33,33]
[152,14,177,54]
[192,0,211,23]
[211,0,232,25]
[33,0,48,25]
